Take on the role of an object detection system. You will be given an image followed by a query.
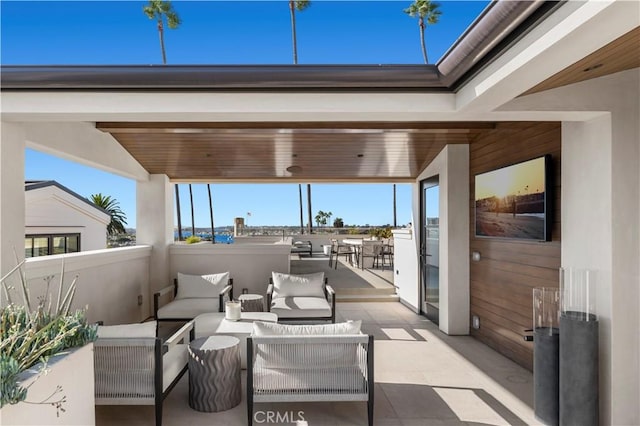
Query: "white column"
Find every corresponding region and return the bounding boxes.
[0,122,26,278]
[136,175,174,313]
[562,108,640,425]
[411,144,470,335]
[443,145,470,335]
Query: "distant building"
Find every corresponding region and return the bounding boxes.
[25,181,110,257]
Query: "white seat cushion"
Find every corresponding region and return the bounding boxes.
[270,296,331,319]
[162,344,188,392]
[176,271,229,299]
[97,321,157,338]
[157,298,219,319]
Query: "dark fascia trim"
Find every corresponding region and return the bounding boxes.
[25,180,109,216]
[0,2,566,93]
[0,64,445,91]
[440,1,567,91]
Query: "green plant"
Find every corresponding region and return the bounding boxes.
[368,227,393,239]
[90,193,128,236]
[185,235,201,244]
[0,258,97,411]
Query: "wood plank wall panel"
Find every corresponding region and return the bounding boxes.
[469,122,561,370]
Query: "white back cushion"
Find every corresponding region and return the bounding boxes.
[252,320,362,368]
[271,271,325,298]
[176,272,229,299]
[253,320,361,336]
[97,321,157,338]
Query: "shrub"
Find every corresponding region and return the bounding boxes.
[185,235,202,244]
[0,259,97,410]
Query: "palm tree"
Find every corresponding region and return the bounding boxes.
[289,0,311,64]
[175,185,183,241]
[188,184,195,237]
[288,0,312,236]
[143,0,181,64]
[90,193,128,236]
[403,0,442,64]
[298,184,304,235]
[307,186,313,234]
[393,184,397,227]
[207,184,215,244]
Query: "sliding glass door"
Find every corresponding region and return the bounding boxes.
[420,177,440,324]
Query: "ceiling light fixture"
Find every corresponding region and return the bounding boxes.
[286,165,303,173]
[583,63,603,72]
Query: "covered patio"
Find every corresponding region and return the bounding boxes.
[98,301,535,426]
[1,1,639,424]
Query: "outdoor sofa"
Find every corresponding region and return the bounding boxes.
[247,320,374,426]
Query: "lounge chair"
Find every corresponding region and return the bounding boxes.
[266,272,335,323]
[153,272,233,323]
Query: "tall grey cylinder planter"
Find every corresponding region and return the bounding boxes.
[534,327,559,426]
[559,312,598,426]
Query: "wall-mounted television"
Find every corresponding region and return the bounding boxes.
[474,154,552,241]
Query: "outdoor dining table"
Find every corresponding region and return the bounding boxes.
[341,238,383,268]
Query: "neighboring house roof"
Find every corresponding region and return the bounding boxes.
[25,180,110,219]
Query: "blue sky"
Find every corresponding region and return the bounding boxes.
[3,0,489,228]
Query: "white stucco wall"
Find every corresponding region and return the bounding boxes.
[25,185,110,252]
[405,145,470,335]
[169,243,291,296]
[16,246,152,324]
[392,228,419,311]
[0,123,26,277]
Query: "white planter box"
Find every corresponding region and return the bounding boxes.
[1,343,95,425]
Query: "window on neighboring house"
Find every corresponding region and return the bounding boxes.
[25,234,81,258]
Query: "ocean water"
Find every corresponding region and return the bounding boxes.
[174,232,234,244]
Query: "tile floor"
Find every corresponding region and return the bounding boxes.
[96,302,536,426]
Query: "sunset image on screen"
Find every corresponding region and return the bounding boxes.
[475,157,548,240]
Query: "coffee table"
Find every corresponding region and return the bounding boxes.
[194,311,278,368]
[188,335,241,412]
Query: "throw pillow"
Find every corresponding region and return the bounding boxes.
[271,271,325,298]
[176,271,229,299]
[97,321,157,338]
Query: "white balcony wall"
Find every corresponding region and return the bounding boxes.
[392,228,418,311]
[13,246,152,324]
[234,234,354,252]
[169,243,291,296]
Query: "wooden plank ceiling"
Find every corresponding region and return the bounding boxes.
[97,122,496,182]
[523,26,640,96]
